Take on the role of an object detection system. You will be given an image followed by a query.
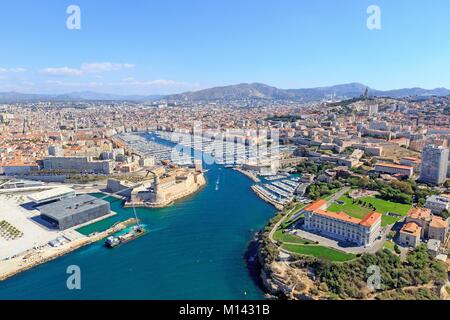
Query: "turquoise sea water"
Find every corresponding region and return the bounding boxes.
[0,162,275,299]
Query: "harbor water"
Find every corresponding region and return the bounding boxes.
[0,136,275,299]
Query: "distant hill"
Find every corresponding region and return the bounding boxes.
[371,87,450,98]
[0,91,162,102]
[165,83,295,101]
[286,83,369,101]
[1,83,449,103]
[0,92,50,102]
[165,82,450,102]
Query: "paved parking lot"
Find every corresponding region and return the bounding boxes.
[290,226,388,254]
[0,194,60,259]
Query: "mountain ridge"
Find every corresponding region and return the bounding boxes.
[165,82,450,102]
[0,91,162,102]
[1,83,449,103]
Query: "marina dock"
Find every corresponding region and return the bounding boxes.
[251,185,285,210]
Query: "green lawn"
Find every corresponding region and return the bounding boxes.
[383,240,395,251]
[281,244,356,262]
[328,196,372,219]
[362,196,411,215]
[287,203,306,217]
[273,229,311,244]
[279,203,306,230]
[328,195,412,227]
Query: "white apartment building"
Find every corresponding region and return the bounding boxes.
[425,195,450,214]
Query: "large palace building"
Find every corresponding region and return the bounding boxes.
[303,200,382,247]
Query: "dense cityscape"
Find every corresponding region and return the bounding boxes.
[0,87,449,300]
[1,0,450,309]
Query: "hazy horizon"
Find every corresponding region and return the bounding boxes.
[1,0,450,95]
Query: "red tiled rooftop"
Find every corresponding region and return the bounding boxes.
[304,200,382,228]
[401,222,422,237]
[314,209,362,225]
[430,216,448,229]
[360,212,383,227]
[376,163,414,170]
[408,207,432,221]
[303,199,327,212]
[0,162,35,167]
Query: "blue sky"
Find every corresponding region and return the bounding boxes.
[0,0,449,94]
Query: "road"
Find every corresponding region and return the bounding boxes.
[268,205,302,246]
[326,186,351,204]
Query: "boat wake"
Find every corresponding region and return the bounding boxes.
[215,177,220,191]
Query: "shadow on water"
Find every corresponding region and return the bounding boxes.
[244,233,268,295]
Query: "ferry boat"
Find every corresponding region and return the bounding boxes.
[105,225,148,249]
[105,236,120,248]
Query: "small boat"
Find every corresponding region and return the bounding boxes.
[105,236,121,248]
[105,225,148,249]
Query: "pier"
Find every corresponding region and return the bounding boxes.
[234,168,261,183]
[0,218,138,282]
[251,185,285,210]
